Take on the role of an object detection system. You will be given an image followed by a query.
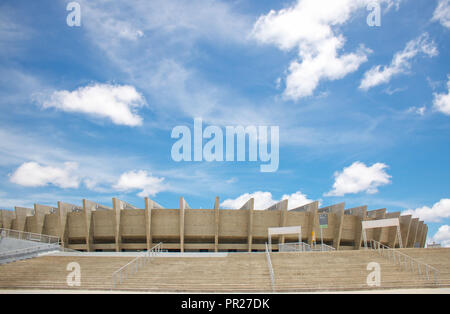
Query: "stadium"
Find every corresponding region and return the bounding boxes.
[0,196,449,293]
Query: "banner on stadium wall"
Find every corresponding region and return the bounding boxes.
[268,226,302,236]
[319,214,328,228]
[362,218,399,229]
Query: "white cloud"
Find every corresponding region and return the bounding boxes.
[79,0,251,56]
[9,162,80,189]
[113,170,166,197]
[402,199,450,223]
[220,190,313,210]
[406,106,426,116]
[281,191,315,209]
[251,0,400,100]
[325,161,391,197]
[36,83,146,126]
[432,0,450,29]
[431,225,450,247]
[360,33,438,90]
[433,76,450,115]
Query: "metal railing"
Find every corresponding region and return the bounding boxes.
[278,242,336,252]
[0,228,60,244]
[265,242,275,292]
[310,243,336,252]
[111,243,162,289]
[0,243,60,263]
[279,242,310,252]
[368,240,440,284]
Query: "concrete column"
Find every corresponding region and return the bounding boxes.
[279,200,288,245]
[112,198,122,252]
[385,212,401,248]
[319,202,345,250]
[399,215,412,249]
[13,207,32,232]
[145,197,153,250]
[57,202,73,248]
[33,204,53,234]
[421,224,428,248]
[179,197,190,253]
[415,221,424,248]
[345,206,367,250]
[241,198,255,252]
[368,209,386,243]
[83,200,93,252]
[290,201,319,245]
[214,197,220,253]
[0,210,14,230]
[408,218,419,248]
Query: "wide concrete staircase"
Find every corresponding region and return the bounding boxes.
[116,253,271,292]
[271,250,447,292]
[397,248,450,287]
[0,256,134,290]
[0,249,448,292]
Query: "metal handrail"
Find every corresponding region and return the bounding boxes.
[265,242,275,292]
[0,243,60,259]
[368,240,440,284]
[111,242,162,289]
[310,243,336,252]
[279,242,336,252]
[0,228,60,244]
[279,242,310,252]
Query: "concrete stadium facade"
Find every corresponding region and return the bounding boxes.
[0,197,427,252]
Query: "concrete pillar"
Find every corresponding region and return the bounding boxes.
[279,200,288,245]
[145,197,153,250]
[241,198,254,252]
[179,197,190,253]
[112,198,122,252]
[0,210,15,230]
[385,212,401,248]
[214,197,220,253]
[13,207,33,232]
[33,204,53,234]
[421,224,428,248]
[57,202,77,248]
[290,201,319,245]
[368,208,386,243]
[399,215,412,249]
[345,206,367,250]
[408,218,419,248]
[415,221,424,248]
[83,200,94,252]
[319,202,345,250]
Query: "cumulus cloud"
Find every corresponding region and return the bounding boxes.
[325,161,391,197]
[402,199,450,223]
[433,76,450,115]
[251,0,400,100]
[431,225,450,247]
[360,33,438,90]
[113,170,166,197]
[9,162,80,189]
[36,83,146,126]
[220,190,313,210]
[432,0,450,29]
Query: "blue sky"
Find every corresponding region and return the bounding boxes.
[0,0,449,245]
